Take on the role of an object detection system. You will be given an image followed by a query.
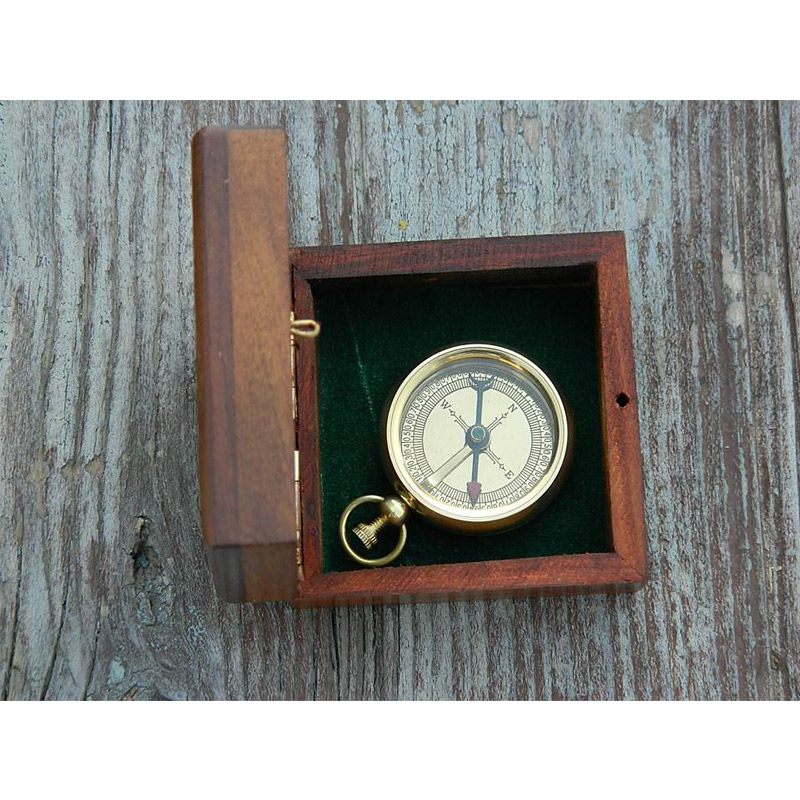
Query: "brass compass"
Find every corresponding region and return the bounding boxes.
[339,344,572,567]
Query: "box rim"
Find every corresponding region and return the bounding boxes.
[291,231,647,606]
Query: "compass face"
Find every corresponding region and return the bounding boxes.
[384,345,571,533]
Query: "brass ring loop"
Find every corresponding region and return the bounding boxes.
[338,494,407,567]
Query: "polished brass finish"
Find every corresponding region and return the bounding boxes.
[339,494,408,567]
[339,344,572,566]
[353,495,408,547]
[382,344,571,535]
[378,496,409,526]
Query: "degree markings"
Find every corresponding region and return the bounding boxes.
[400,368,555,510]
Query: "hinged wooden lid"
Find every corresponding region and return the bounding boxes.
[192,126,297,603]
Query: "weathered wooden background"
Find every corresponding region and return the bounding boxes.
[1,101,798,700]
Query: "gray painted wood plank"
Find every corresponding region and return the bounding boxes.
[0,100,798,700]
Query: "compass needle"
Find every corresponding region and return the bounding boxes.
[423,444,473,489]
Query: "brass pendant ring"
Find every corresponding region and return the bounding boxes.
[338,494,408,567]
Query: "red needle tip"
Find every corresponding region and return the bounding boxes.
[467,481,481,505]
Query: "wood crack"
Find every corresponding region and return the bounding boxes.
[2,542,24,701]
[336,100,353,246]
[773,102,800,455]
[81,617,102,701]
[330,609,341,700]
[39,554,71,700]
[771,101,800,699]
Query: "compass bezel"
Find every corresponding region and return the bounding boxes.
[383,343,572,534]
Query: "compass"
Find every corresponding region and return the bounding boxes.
[339,343,572,566]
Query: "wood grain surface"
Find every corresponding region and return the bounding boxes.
[1,101,798,700]
[193,127,298,602]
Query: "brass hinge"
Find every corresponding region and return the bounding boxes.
[291,311,299,423]
[290,312,302,571]
[294,449,303,571]
[289,311,320,422]
[290,312,320,576]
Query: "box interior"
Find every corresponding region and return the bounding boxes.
[312,276,612,574]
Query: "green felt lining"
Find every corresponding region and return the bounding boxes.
[314,279,612,573]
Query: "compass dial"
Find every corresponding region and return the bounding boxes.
[383,344,571,534]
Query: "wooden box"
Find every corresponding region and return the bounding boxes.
[192,126,647,606]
